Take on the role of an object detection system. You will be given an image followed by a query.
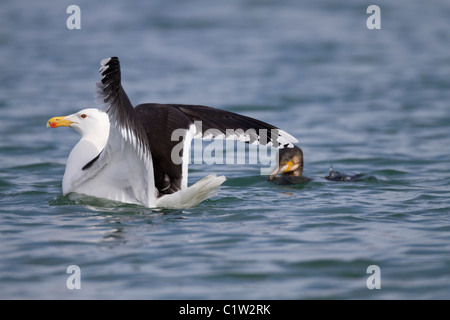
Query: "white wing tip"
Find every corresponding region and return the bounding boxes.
[99,58,112,74]
[100,57,112,67]
[278,130,299,147]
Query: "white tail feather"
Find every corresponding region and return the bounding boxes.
[155,174,226,209]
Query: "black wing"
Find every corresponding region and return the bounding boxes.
[134,104,192,195]
[96,57,151,161]
[135,103,298,195]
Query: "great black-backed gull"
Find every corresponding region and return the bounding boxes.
[47,57,298,208]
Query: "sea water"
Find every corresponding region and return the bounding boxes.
[0,0,449,299]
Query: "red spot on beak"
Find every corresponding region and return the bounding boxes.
[50,122,57,128]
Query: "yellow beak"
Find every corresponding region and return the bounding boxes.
[268,160,294,180]
[46,116,73,128]
[285,160,293,172]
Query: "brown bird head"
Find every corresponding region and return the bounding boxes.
[268,146,304,180]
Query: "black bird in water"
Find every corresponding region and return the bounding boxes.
[324,165,364,181]
[268,146,310,185]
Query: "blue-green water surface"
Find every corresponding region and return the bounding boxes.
[1,0,449,299]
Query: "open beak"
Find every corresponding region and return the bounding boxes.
[46,116,73,128]
[268,161,293,180]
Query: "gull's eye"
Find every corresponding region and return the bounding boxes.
[284,157,290,161]
[80,114,87,119]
